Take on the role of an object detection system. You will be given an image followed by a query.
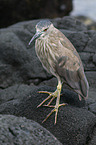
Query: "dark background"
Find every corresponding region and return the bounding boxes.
[0,0,72,28]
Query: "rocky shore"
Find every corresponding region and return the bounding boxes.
[0,16,96,145]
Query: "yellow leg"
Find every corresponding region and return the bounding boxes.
[37,79,67,124]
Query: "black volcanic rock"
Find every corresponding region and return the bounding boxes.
[0,85,96,145]
[0,16,96,145]
[0,114,62,145]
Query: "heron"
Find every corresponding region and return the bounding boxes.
[29,20,89,124]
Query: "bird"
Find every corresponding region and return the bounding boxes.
[29,20,89,124]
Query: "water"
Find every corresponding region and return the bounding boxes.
[71,0,96,21]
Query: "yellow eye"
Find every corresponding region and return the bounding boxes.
[44,28,48,31]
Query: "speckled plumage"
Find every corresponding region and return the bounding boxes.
[29,20,89,123]
[34,20,89,99]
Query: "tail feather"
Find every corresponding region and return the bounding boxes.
[77,68,89,99]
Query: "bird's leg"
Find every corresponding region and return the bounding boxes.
[37,79,67,124]
[37,87,60,107]
[42,80,67,124]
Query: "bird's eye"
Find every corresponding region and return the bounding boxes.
[44,28,48,31]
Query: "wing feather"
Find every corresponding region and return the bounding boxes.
[55,56,89,99]
[48,28,89,99]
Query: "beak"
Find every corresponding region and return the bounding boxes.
[28,31,42,45]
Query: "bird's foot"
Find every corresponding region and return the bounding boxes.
[37,90,59,108]
[37,81,67,124]
[42,103,67,124]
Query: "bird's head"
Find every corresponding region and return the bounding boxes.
[29,20,53,45]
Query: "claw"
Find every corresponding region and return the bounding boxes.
[43,105,54,107]
[38,91,51,94]
[59,103,68,107]
[37,94,52,108]
[47,96,55,106]
[55,109,58,124]
[37,90,57,108]
[42,108,55,123]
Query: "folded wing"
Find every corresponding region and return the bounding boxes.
[55,56,89,99]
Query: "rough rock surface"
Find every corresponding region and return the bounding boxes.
[0,114,62,145]
[0,16,96,144]
[0,85,96,145]
[0,0,72,28]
